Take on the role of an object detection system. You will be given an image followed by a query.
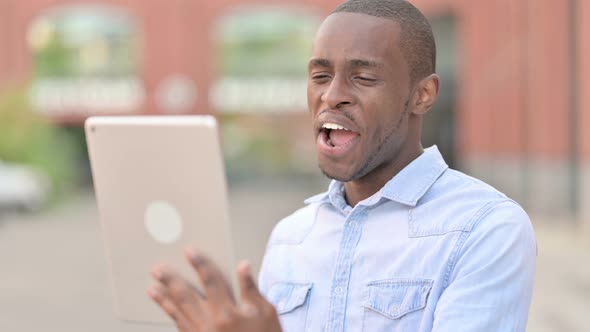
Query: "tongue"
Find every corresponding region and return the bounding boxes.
[329,129,358,147]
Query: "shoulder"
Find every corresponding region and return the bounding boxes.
[416,170,535,287]
[410,168,530,236]
[443,191,536,288]
[266,202,322,246]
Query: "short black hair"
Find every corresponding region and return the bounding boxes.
[332,0,436,84]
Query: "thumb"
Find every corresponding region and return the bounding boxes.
[236,261,263,304]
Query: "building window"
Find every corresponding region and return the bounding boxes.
[27,5,143,119]
[211,8,319,113]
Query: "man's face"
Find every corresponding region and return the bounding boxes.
[308,13,413,182]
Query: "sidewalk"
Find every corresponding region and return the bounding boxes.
[0,186,588,332]
[527,220,590,332]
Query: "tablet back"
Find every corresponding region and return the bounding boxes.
[85,116,235,324]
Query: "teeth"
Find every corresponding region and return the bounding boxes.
[322,123,349,131]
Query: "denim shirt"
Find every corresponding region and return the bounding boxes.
[258,146,536,332]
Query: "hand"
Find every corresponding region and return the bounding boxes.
[148,249,282,332]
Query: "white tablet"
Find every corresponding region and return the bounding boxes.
[85,115,236,324]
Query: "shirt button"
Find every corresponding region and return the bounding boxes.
[334,286,344,294]
[277,301,285,311]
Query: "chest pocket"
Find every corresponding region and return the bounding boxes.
[362,279,433,332]
[267,282,313,332]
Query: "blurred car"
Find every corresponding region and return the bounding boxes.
[0,160,51,213]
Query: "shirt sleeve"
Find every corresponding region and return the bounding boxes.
[432,200,537,332]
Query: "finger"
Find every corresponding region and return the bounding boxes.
[148,283,193,331]
[189,283,208,300]
[152,264,203,298]
[152,264,207,300]
[151,264,179,285]
[236,261,264,305]
[152,265,207,324]
[234,261,281,327]
[185,248,235,310]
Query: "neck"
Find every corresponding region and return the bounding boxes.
[343,140,424,207]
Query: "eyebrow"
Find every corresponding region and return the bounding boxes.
[349,59,383,69]
[308,58,383,69]
[309,58,331,68]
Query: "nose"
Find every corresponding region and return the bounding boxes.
[321,76,353,109]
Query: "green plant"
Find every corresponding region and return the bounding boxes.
[0,84,79,201]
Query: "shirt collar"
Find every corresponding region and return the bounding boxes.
[304,146,448,207]
[304,180,345,207]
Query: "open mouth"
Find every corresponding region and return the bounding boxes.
[319,123,360,149]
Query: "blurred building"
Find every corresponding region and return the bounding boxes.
[0,0,588,223]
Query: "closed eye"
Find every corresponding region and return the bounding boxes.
[355,77,376,82]
[354,76,379,86]
[311,74,331,83]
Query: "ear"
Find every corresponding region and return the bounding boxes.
[410,74,439,116]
